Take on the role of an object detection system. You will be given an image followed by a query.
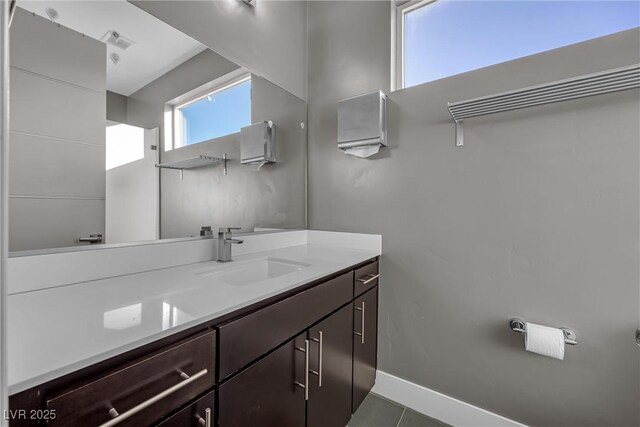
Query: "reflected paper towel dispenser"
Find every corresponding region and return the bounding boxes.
[241,121,276,165]
[338,90,387,157]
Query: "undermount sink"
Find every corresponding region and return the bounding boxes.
[198,257,310,286]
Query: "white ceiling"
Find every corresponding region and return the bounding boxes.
[17,0,208,95]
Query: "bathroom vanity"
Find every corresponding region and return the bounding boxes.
[3,2,383,424]
[7,232,381,427]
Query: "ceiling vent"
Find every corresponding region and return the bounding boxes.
[101,30,134,50]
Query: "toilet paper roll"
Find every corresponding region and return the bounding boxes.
[525,322,565,360]
[343,145,380,158]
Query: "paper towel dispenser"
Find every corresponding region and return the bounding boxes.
[240,121,276,165]
[338,90,387,157]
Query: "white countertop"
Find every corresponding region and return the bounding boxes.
[7,243,379,394]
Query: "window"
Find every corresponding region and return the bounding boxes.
[166,71,251,149]
[395,0,640,90]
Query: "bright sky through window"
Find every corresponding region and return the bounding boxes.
[178,79,251,146]
[403,0,640,88]
[106,124,145,170]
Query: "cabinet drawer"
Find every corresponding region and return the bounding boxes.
[46,330,216,427]
[354,260,379,297]
[218,272,353,379]
[156,390,215,427]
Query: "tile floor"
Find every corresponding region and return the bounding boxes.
[348,393,449,427]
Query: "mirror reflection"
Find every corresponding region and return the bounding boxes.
[8,0,307,253]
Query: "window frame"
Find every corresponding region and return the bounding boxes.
[165,69,252,150]
[393,0,437,91]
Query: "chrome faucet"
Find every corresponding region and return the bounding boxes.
[217,227,244,262]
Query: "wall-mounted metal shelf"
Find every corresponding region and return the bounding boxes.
[155,154,227,180]
[448,64,640,147]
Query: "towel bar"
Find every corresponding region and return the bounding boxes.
[509,318,577,346]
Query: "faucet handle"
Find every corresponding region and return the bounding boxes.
[218,227,242,233]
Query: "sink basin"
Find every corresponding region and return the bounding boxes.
[198,257,310,286]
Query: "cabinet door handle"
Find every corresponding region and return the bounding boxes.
[356,273,379,285]
[99,368,208,427]
[78,234,103,244]
[310,331,323,387]
[354,301,365,344]
[294,340,310,400]
[196,408,212,427]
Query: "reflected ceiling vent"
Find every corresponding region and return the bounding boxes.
[101,30,134,50]
[45,7,58,21]
[110,53,120,66]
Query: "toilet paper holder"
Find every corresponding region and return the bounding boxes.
[509,318,577,346]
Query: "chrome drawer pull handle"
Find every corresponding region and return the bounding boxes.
[310,331,323,387]
[98,368,208,427]
[294,340,310,401]
[636,329,640,347]
[356,273,379,285]
[78,234,103,244]
[196,408,212,427]
[354,301,365,344]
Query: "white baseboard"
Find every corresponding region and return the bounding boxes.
[371,371,527,427]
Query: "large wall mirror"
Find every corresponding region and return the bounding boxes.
[8,0,307,253]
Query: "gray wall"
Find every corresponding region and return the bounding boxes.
[126,49,306,238]
[307,2,640,426]
[9,8,106,251]
[130,0,307,101]
[106,91,128,124]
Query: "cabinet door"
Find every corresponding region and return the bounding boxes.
[307,304,353,427]
[156,390,214,427]
[352,287,378,412]
[218,333,306,427]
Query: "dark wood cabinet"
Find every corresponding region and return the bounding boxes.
[352,287,378,412]
[156,390,215,427]
[45,330,216,427]
[218,333,307,427]
[219,298,364,427]
[354,260,379,297]
[10,257,380,427]
[218,272,353,380]
[307,304,354,427]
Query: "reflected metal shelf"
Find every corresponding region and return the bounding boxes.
[155,154,227,179]
[448,64,640,147]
